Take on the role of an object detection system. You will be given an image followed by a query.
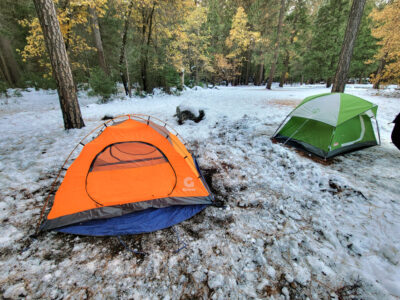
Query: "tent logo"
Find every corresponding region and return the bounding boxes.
[312,108,320,114]
[183,177,196,192]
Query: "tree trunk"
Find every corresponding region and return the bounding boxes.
[0,36,20,86]
[279,10,299,89]
[140,4,155,93]
[119,0,133,96]
[89,6,109,75]
[179,68,184,90]
[245,49,251,85]
[140,58,148,92]
[195,57,199,86]
[0,50,13,85]
[326,77,332,88]
[257,62,264,85]
[61,0,71,50]
[373,56,386,89]
[279,49,289,87]
[33,0,84,130]
[301,74,303,85]
[332,0,366,93]
[125,53,131,97]
[266,0,286,90]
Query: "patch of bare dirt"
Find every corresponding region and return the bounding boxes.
[268,99,300,107]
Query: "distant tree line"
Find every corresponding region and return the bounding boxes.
[0,0,399,98]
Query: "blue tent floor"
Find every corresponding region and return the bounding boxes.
[55,204,207,236]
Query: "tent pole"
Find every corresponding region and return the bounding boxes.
[283,119,309,145]
[272,112,292,137]
[327,128,336,157]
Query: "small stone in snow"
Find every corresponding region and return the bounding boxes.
[3,283,27,298]
[285,273,294,283]
[208,271,224,289]
[43,274,52,282]
[266,266,276,279]
[382,245,399,265]
[282,287,290,298]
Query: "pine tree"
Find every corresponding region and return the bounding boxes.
[304,0,350,86]
[0,0,32,87]
[266,0,286,89]
[348,2,379,83]
[118,0,133,96]
[278,0,309,87]
[0,36,20,86]
[89,5,109,75]
[226,6,260,85]
[247,0,280,86]
[33,0,84,129]
[332,0,366,93]
[167,5,212,88]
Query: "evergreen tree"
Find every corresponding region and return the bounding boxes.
[278,0,310,86]
[266,0,287,89]
[348,1,379,83]
[332,0,366,93]
[304,0,350,86]
[226,7,260,85]
[33,0,84,129]
[0,0,387,92]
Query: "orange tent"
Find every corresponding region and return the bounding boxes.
[40,115,214,235]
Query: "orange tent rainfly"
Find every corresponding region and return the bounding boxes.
[39,115,214,236]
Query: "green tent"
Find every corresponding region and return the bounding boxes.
[273,93,380,159]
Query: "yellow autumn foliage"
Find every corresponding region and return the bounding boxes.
[226,7,260,67]
[370,0,400,85]
[166,4,212,77]
[19,0,108,76]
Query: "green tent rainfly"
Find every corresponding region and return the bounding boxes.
[273,93,381,159]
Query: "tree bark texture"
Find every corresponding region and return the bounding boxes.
[257,62,264,85]
[195,57,199,86]
[125,54,131,97]
[279,49,289,87]
[33,0,84,129]
[279,12,299,88]
[140,4,155,93]
[332,0,366,93]
[119,0,133,96]
[373,56,386,89]
[0,36,20,86]
[245,49,251,85]
[61,0,71,50]
[266,0,286,90]
[326,77,332,88]
[179,68,184,90]
[0,50,13,85]
[89,6,109,75]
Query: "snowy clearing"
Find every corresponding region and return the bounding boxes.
[0,84,399,299]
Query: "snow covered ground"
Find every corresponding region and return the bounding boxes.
[0,84,399,299]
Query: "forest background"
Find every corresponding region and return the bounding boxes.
[0,0,399,99]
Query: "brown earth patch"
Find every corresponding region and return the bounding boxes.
[268,99,299,107]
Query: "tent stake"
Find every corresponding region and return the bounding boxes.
[375,118,381,145]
